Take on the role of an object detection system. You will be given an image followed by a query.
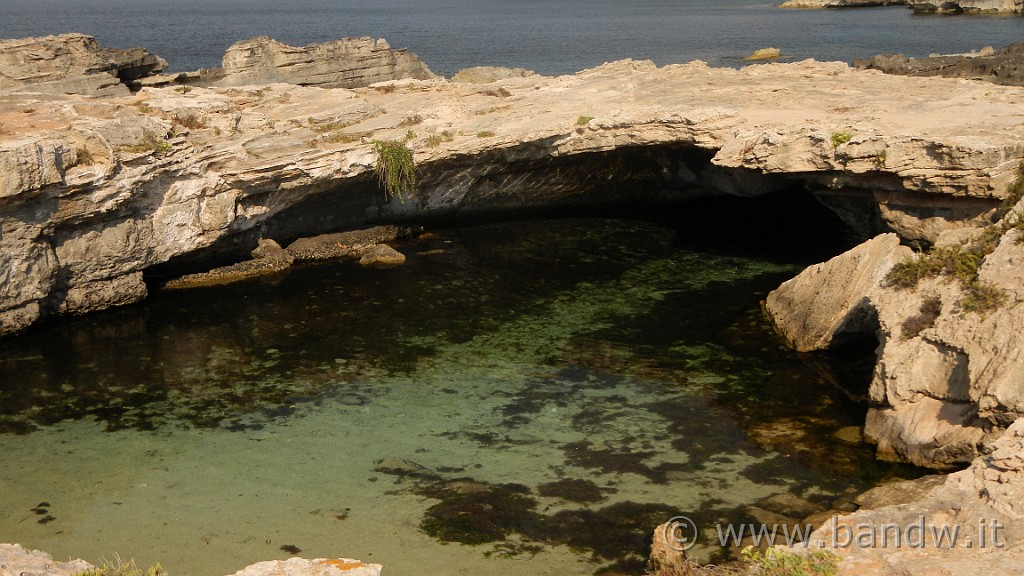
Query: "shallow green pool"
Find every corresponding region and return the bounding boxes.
[0,200,918,575]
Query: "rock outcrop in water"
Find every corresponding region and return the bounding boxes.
[855,44,1024,86]
[0,33,167,96]
[778,0,905,8]
[907,0,1023,12]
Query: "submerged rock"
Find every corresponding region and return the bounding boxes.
[358,244,406,267]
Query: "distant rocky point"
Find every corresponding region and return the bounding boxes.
[0,34,437,96]
[779,0,1022,11]
[855,43,1024,86]
[0,33,166,96]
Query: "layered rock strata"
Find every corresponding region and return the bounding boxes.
[2,57,1023,340]
[217,36,437,88]
[0,34,167,96]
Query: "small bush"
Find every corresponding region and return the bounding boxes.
[576,115,594,126]
[425,130,455,148]
[75,146,97,166]
[373,139,416,201]
[375,83,397,94]
[961,281,1007,315]
[172,112,206,129]
[118,133,173,157]
[483,87,512,98]
[398,114,424,127]
[901,295,942,339]
[476,130,495,138]
[830,131,852,148]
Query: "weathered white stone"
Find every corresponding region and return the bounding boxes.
[219,36,436,88]
[0,543,94,576]
[1,56,1022,342]
[764,233,909,352]
[0,34,166,96]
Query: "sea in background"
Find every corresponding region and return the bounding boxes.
[1,0,1022,76]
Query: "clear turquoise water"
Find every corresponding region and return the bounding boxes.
[0,199,921,575]
[2,0,1022,75]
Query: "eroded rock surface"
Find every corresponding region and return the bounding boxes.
[791,417,1024,575]
[1,57,1023,340]
[766,199,1024,468]
[0,34,166,96]
[0,543,93,576]
[219,36,437,88]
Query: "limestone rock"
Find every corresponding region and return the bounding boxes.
[230,557,381,576]
[768,209,1024,468]
[219,36,437,88]
[764,233,910,352]
[787,417,1024,575]
[908,0,1022,12]
[779,0,905,7]
[0,543,94,576]
[856,44,1024,86]
[450,66,537,84]
[745,48,781,61]
[649,522,690,575]
[852,474,947,509]
[1,55,1022,339]
[286,226,412,262]
[358,244,406,267]
[0,33,166,96]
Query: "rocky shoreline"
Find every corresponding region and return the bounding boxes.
[2,33,1024,575]
[778,0,1023,13]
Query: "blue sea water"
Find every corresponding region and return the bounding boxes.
[1,0,1021,75]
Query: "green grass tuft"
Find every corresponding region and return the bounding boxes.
[830,131,852,148]
[372,139,416,201]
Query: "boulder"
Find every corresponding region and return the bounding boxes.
[219,36,437,88]
[252,238,294,263]
[358,244,406,267]
[764,233,910,352]
[0,33,166,96]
